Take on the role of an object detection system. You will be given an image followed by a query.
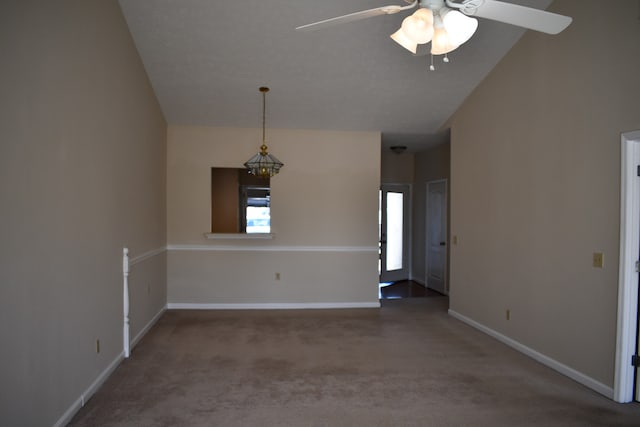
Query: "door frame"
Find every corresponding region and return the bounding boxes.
[614,130,640,402]
[379,183,411,283]
[425,179,448,294]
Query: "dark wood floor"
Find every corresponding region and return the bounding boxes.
[379,280,446,299]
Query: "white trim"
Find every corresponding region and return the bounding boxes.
[448,309,614,399]
[129,246,166,266]
[53,352,124,427]
[167,244,378,253]
[614,130,640,402]
[56,248,167,426]
[167,302,381,310]
[54,307,167,426]
[122,248,130,358]
[131,306,166,349]
[204,233,274,240]
[123,246,166,358]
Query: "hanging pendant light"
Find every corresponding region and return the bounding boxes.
[244,87,283,178]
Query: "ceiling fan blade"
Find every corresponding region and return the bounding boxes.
[296,1,418,32]
[447,0,572,35]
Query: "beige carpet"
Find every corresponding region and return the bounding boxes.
[70,297,640,426]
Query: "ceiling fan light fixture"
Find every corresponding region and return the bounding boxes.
[430,16,458,55]
[390,27,418,53]
[442,10,478,46]
[412,7,434,23]
[296,0,574,64]
[402,8,434,44]
[431,27,458,55]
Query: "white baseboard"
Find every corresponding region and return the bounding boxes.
[167,301,380,310]
[448,309,614,399]
[53,351,124,427]
[131,306,166,349]
[54,306,166,427]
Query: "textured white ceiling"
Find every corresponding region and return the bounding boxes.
[119,0,552,151]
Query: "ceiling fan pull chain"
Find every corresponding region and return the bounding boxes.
[443,53,450,63]
[429,54,436,71]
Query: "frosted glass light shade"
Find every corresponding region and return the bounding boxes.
[402,8,434,44]
[413,7,434,23]
[390,27,418,53]
[442,10,478,46]
[430,26,458,55]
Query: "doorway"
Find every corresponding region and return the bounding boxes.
[614,130,640,403]
[379,184,410,283]
[426,179,448,294]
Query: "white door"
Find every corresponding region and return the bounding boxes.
[379,184,410,283]
[426,180,447,294]
[614,131,640,403]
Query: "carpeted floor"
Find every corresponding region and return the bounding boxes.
[70,297,640,426]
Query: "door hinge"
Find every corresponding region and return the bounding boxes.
[637,165,640,177]
[632,355,640,367]
[636,261,640,272]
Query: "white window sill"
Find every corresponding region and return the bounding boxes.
[204,233,274,240]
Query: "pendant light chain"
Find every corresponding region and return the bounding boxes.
[260,87,269,154]
[244,86,284,178]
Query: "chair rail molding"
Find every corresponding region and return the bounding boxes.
[130,245,167,265]
[167,244,378,252]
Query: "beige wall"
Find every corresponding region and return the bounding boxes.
[381,150,414,183]
[448,0,640,388]
[412,142,451,285]
[0,1,167,425]
[167,126,380,304]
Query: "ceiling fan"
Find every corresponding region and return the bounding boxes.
[296,0,572,63]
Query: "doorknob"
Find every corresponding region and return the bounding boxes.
[439,241,446,246]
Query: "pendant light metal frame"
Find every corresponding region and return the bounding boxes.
[244,87,284,178]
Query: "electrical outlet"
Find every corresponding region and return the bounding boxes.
[96,339,100,354]
[506,309,510,321]
[593,252,604,268]
[452,235,458,245]
[275,272,281,280]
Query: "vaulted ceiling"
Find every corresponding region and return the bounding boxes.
[119,0,552,151]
